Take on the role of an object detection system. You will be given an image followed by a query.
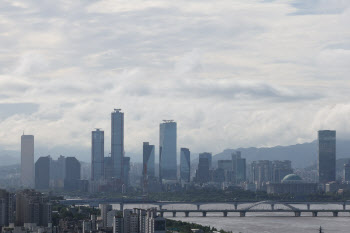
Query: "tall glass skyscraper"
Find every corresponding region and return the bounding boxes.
[111,109,124,180]
[159,120,177,180]
[318,130,336,183]
[180,148,191,182]
[21,135,34,188]
[143,142,155,178]
[91,129,104,181]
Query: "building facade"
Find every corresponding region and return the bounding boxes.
[159,121,177,181]
[180,148,191,183]
[91,129,104,181]
[64,157,81,191]
[111,109,124,180]
[21,135,35,188]
[318,130,336,183]
[35,156,50,190]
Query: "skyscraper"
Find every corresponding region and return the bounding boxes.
[196,158,210,183]
[21,135,34,188]
[35,156,50,190]
[318,130,336,183]
[64,157,81,191]
[199,152,212,169]
[143,142,155,178]
[91,129,104,181]
[111,109,124,180]
[180,148,190,182]
[159,120,177,180]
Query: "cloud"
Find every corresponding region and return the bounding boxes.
[0,0,349,162]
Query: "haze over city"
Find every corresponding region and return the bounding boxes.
[1,0,350,163]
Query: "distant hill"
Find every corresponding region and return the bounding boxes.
[211,139,350,168]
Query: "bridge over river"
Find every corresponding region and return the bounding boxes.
[59,199,350,217]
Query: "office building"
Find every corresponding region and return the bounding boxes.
[21,135,35,188]
[318,130,336,183]
[344,163,350,182]
[50,155,65,189]
[111,109,124,180]
[195,158,210,183]
[64,157,81,191]
[15,190,51,227]
[123,157,130,187]
[218,160,232,171]
[232,151,246,183]
[159,120,177,180]
[272,160,293,183]
[251,160,272,190]
[35,156,50,190]
[199,152,212,169]
[92,129,104,181]
[143,142,155,178]
[180,148,191,183]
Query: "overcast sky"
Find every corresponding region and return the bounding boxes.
[0,0,350,162]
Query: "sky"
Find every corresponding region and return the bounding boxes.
[0,0,350,162]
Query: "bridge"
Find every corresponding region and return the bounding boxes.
[156,201,350,217]
[59,199,350,217]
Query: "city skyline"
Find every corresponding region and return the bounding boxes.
[1,1,350,160]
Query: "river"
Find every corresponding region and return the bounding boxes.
[113,203,350,233]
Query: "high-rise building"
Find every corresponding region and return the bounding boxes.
[251,160,272,189]
[91,129,104,181]
[21,135,34,188]
[50,155,66,189]
[318,130,336,183]
[180,148,191,182]
[143,142,155,178]
[64,157,81,191]
[196,158,210,183]
[0,189,13,228]
[123,157,130,187]
[199,152,212,169]
[99,204,112,227]
[111,109,124,180]
[159,120,177,180]
[15,190,51,227]
[272,160,293,183]
[35,156,50,190]
[344,163,350,182]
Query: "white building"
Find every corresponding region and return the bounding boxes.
[21,135,34,188]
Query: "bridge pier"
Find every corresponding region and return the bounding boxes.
[160,212,164,217]
[271,204,275,211]
[343,203,346,210]
[307,204,310,210]
[202,211,207,217]
[185,211,189,217]
[158,205,163,210]
[239,211,246,217]
[223,211,228,217]
[172,211,176,217]
[197,204,201,210]
[333,212,338,217]
[234,203,238,210]
[312,212,318,217]
[120,203,124,211]
[294,211,301,217]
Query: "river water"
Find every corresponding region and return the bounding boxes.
[114,203,350,233]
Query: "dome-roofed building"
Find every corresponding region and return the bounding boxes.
[282,174,303,184]
[267,174,317,195]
